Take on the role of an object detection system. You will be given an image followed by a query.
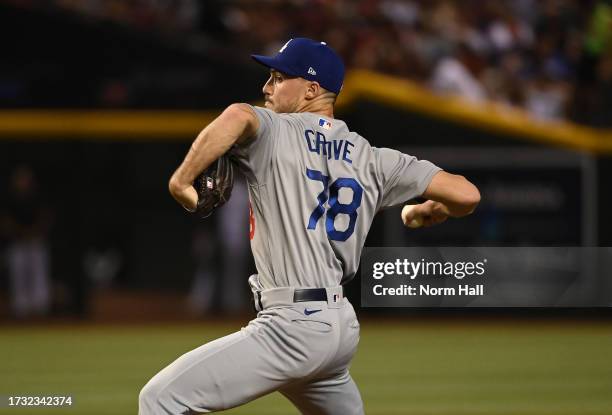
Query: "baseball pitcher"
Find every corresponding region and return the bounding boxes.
[139,38,480,414]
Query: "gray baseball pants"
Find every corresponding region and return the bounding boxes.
[138,286,364,414]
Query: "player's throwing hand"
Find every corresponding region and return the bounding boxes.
[402,200,450,228]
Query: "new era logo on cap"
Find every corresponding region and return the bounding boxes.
[308,67,317,75]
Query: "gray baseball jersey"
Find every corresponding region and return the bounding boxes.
[232,106,441,289]
[139,106,441,415]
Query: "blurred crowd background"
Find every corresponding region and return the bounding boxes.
[1,0,611,320]
[217,0,612,125]
[3,0,612,125]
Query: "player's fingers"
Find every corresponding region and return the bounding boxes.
[401,205,418,223]
[420,215,432,227]
[403,210,414,223]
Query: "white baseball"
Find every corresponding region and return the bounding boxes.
[401,205,423,228]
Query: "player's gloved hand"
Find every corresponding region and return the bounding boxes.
[190,153,236,218]
[402,200,449,228]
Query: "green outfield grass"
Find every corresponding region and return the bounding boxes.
[1,320,611,415]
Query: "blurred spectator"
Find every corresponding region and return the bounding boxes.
[584,0,612,57]
[217,178,250,314]
[1,165,52,318]
[188,221,218,314]
[188,178,250,314]
[524,71,571,120]
[594,52,612,126]
[430,43,487,103]
[53,0,201,33]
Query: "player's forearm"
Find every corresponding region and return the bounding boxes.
[168,103,257,208]
[430,199,475,218]
[168,128,228,211]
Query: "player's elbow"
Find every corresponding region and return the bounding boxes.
[424,172,480,217]
[168,174,184,199]
[456,179,480,216]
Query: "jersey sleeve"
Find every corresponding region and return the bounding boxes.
[235,105,280,183]
[250,105,276,139]
[373,147,442,209]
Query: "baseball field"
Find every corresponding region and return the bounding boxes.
[1,320,611,415]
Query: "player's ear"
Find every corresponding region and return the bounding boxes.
[305,81,320,100]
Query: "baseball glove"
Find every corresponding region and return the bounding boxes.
[192,153,235,218]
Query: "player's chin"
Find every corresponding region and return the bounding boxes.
[265,101,283,113]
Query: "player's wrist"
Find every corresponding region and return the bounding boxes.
[172,186,198,212]
[431,201,451,217]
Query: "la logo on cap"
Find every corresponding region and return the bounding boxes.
[279,39,292,53]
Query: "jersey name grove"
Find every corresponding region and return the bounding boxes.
[304,129,355,164]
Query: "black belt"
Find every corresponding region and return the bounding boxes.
[293,287,343,302]
[254,287,345,312]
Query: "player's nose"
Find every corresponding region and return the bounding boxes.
[262,77,273,95]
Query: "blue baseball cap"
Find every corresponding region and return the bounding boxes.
[251,38,345,94]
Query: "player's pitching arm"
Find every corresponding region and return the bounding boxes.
[402,171,480,228]
[168,104,259,211]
